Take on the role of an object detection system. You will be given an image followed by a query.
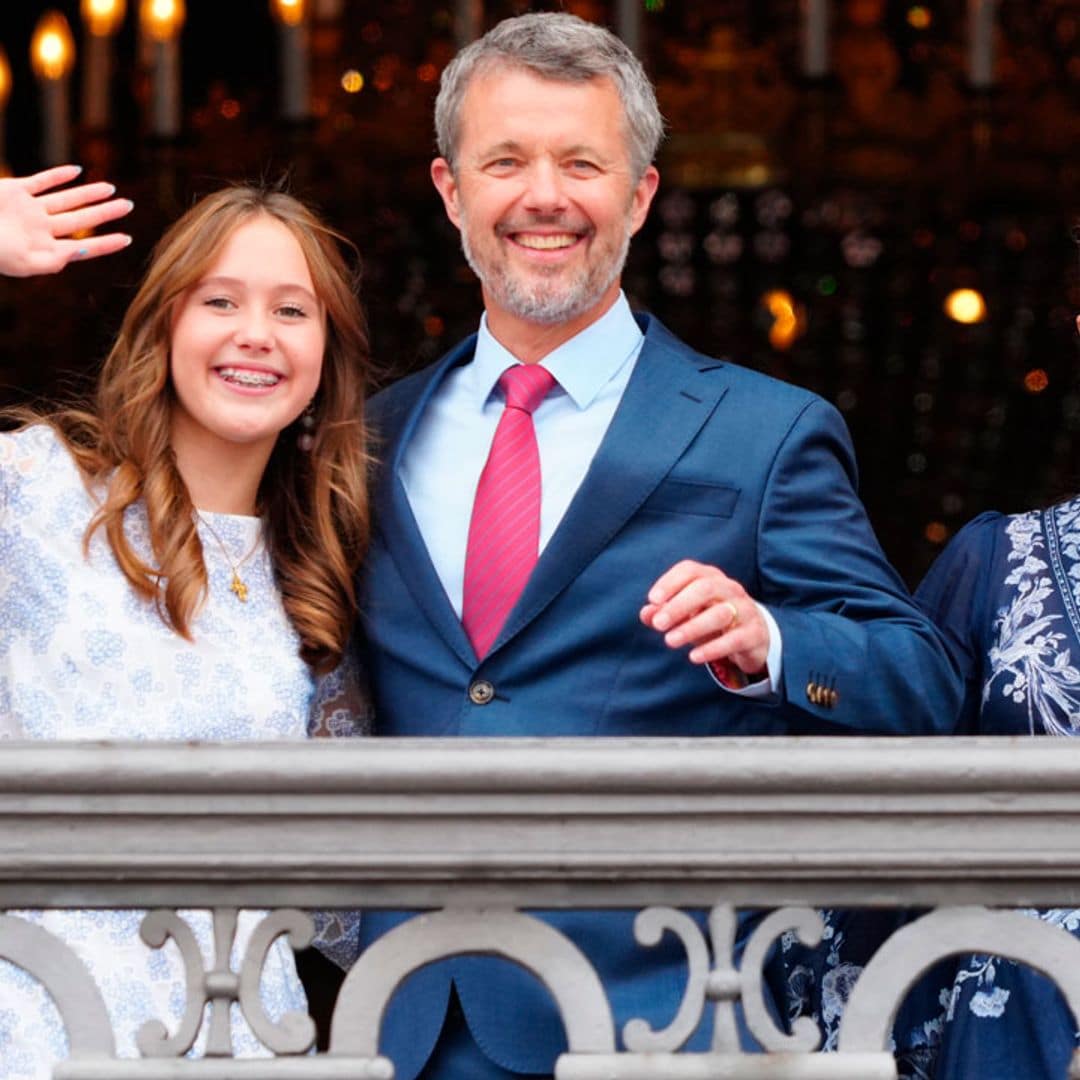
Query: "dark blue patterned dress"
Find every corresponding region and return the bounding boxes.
[786,504,1080,1079]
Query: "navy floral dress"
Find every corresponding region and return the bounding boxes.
[785,504,1080,1079]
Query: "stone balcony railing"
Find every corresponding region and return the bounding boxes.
[4,737,1080,1079]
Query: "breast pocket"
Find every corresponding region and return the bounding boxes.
[641,479,740,518]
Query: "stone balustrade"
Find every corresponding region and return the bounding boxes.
[3,737,1080,1079]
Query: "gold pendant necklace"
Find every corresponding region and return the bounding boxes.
[195,512,262,603]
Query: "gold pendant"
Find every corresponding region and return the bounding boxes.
[230,573,249,602]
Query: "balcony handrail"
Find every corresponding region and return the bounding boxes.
[1,735,1078,908]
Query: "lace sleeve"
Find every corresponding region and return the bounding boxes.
[306,641,369,968]
[307,639,373,739]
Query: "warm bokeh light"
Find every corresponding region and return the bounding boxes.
[30,12,76,81]
[1024,368,1050,393]
[762,289,805,351]
[81,0,126,37]
[943,288,988,324]
[140,0,185,42]
[924,521,949,544]
[270,0,306,27]
[0,47,11,110]
[340,69,364,93]
[907,6,932,30]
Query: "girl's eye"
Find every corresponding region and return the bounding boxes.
[204,297,235,310]
[277,304,307,319]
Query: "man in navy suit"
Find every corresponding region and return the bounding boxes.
[356,12,960,1079]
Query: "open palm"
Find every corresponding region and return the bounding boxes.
[0,164,132,277]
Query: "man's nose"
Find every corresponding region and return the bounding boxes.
[522,161,569,213]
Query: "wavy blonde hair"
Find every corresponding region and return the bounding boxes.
[38,186,372,674]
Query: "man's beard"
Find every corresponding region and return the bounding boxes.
[459,212,633,326]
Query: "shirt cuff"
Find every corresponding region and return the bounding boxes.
[707,602,783,699]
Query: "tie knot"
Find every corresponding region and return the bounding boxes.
[498,364,557,415]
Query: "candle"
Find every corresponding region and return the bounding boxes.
[801,0,829,79]
[81,0,126,131]
[270,0,310,122]
[455,0,483,48]
[30,12,76,166]
[968,0,996,90]
[140,0,185,138]
[616,0,642,56]
[0,47,10,173]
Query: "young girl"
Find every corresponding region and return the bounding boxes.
[0,168,371,1074]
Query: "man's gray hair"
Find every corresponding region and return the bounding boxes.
[434,12,664,180]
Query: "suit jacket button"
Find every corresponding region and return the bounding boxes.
[828,688,839,708]
[468,680,495,705]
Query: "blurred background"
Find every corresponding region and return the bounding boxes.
[0,0,1076,583]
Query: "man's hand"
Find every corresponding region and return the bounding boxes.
[0,165,132,278]
[640,559,770,676]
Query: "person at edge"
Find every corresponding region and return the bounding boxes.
[785,317,1080,1080]
[350,13,962,1080]
[0,170,371,1077]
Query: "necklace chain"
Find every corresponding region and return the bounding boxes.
[195,512,262,603]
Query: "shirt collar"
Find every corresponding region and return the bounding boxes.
[466,292,642,411]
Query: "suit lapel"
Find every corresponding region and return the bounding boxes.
[492,317,729,653]
[372,340,478,667]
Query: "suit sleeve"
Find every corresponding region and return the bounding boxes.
[755,397,962,734]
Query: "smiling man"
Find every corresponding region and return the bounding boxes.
[355,12,960,1080]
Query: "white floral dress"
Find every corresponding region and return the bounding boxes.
[0,424,359,1078]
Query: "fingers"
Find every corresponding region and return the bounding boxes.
[646,558,710,609]
[21,164,85,196]
[644,560,733,634]
[641,559,769,675]
[49,196,133,239]
[41,180,121,215]
[60,233,133,266]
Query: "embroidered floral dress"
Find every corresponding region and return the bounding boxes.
[0,424,365,1078]
[784,505,1080,1079]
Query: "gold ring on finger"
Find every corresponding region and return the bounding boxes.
[722,600,739,629]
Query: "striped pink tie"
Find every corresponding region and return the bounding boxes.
[462,363,557,659]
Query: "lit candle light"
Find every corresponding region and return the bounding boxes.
[31,12,76,166]
[140,0,185,138]
[270,0,310,122]
[0,47,11,173]
[801,0,829,79]
[967,0,996,90]
[944,288,988,324]
[81,0,126,131]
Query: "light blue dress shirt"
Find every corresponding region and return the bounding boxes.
[400,292,781,693]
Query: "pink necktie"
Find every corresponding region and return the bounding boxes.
[462,364,557,659]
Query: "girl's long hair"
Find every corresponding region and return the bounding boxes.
[35,185,372,674]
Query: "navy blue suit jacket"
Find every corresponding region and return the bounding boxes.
[357,315,960,1077]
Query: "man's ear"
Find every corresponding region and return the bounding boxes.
[431,158,461,230]
[629,165,660,236]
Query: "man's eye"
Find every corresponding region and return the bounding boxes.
[569,160,598,172]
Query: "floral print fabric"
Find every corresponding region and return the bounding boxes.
[0,425,357,1077]
[785,506,1080,1079]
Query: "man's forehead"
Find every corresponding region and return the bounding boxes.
[463,63,619,103]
